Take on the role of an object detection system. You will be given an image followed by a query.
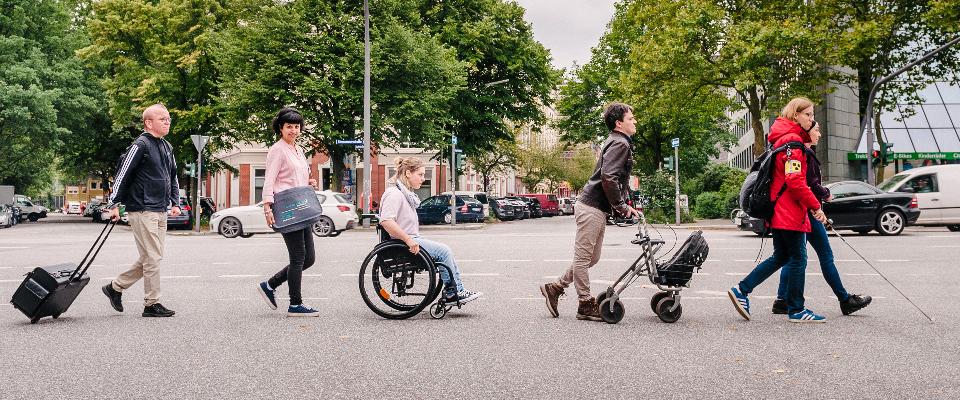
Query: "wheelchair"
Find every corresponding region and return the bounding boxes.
[357,226,467,319]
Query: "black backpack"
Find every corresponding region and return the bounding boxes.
[738,141,804,221]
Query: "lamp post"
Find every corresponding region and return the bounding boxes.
[362,0,372,226]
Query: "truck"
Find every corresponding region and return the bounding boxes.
[0,185,13,206]
[13,194,48,222]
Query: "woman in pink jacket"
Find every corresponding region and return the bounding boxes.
[256,108,321,317]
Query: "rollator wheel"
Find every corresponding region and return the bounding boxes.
[650,292,670,313]
[358,241,438,320]
[429,302,446,319]
[655,297,682,323]
[598,298,625,324]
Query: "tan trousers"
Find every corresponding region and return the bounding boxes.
[558,203,606,300]
[112,211,166,306]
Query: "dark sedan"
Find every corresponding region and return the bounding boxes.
[735,181,920,236]
[520,196,543,218]
[489,197,516,221]
[417,195,485,224]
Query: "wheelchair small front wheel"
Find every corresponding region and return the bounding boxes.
[429,302,447,319]
[655,297,682,323]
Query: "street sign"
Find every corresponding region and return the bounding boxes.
[191,135,209,152]
[454,149,463,153]
[452,136,458,146]
[336,140,363,145]
[671,138,680,148]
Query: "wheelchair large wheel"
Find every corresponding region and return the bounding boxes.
[359,240,439,319]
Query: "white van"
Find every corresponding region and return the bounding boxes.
[877,164,960,231]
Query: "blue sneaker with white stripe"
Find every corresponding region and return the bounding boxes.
[727,286,751,321]
[789,309,827,323]
[287,304,320,317]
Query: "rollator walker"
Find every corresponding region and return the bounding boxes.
[357,226,469,319]
[598,213,710,323]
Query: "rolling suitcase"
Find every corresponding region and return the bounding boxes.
[10,220,116,324]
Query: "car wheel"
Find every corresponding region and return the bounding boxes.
[442,212,452,224]
[876,209,905,236]
[218,217,242,238]
[313,216,334,237]
[28,214,38,222]
[948,225,960,232]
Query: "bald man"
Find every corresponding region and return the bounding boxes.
[102,104,181,318]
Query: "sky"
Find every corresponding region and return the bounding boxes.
[511,0,619,72]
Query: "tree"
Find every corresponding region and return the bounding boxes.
[557,0,738,177]
[515,131,564,193]
[820,0,960,181]
[0,0,101,195]
[214,0,466,191]
[419,0,561,157]
[603,0,835,158]
[470,137,518,193]
[558,146,597,195]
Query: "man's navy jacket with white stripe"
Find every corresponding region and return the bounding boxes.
[109,132,180,212]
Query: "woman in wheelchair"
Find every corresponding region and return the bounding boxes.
[377,157,483,305]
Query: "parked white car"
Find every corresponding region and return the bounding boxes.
[66,201,82,215]
[210,190,357,238]
[877,164,960,231]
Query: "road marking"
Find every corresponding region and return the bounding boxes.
[458,259,484,262]
[161,275,200,279]
[924,235,956,238]
[461,273,499,277]
[544,259,572,262]
[339,273,354,277]
[0,246,28,249]
[0,267,12,269]
[496,259,532,262]
[724,272,746,276]
[599,259,627,262]
[259,261,286,264]
[929,245,960,248]
[218,274,262,278]
[877,259,909,262]
[302,274,323,277]
[713,248,760,250]
[543,275,559,279]
[733,259,759,262]
[212,262,231,265]
[835,260,866,262]
[276,297,329,300]
[0,303,11,307]
[0,279,24,283]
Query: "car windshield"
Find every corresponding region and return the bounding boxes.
[877,174,910,192]
[458,195,479,204]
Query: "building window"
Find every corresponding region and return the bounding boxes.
[254,169,265,203]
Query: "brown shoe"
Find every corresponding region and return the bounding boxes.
[540,283,564,317]
[576,297,603,322]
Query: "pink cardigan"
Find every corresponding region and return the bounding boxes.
[262,140,309,204]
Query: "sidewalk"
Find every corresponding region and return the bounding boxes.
[676,219,737,230]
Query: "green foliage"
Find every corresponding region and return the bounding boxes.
[694,192,727,219]
[471,137,518,192]
[559,146,597,194]
[691,163,744,219]
[516,134,565,192]
[635,169,674,217]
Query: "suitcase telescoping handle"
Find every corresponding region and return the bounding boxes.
[68,220,118,282]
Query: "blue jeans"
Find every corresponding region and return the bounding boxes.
[738,229,808,314]
[413,236,464,296]
[776,216,849,302]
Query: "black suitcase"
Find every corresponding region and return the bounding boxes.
[10,220,116,324]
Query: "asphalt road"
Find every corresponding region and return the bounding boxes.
[2,214,959,398]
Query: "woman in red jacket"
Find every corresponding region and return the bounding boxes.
[728,97,830,323]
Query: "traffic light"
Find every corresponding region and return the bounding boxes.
[870,150,881,168]
[881,142,894,165]
[456,153,466,168]
[186,162,196,177]
[663,156,674,171]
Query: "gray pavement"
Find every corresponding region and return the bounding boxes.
[1,214,959,398]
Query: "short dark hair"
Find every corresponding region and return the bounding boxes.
[272,107,304,137]
[603,102,633,132]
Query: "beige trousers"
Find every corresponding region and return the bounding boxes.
[558,203,606,300]
[112,211,166,306]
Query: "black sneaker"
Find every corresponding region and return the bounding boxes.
[840,294,872,315]
[143,303,176,317]
[102,284,123,312]
[771,298,787,315]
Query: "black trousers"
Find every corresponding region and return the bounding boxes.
[267,227,316,305]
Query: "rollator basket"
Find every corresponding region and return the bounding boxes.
[654,231,709,287]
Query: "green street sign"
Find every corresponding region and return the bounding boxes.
[848,152,960,161]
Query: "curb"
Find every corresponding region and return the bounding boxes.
[354,223,487,232]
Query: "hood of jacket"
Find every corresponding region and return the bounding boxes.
[768,117,811,147]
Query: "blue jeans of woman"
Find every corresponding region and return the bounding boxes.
[737,228,808,314]
[776,216,849,302]
[413,236,464,296]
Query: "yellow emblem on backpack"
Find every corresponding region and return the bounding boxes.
[785,160,801,174]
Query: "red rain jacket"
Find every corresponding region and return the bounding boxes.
[767,117,821,232]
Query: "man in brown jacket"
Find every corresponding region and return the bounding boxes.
[540,102,640,321]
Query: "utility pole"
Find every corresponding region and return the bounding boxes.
[361,0,372,227]
[450,135,457,225]
[190,135,209,232]
[671,137,680,225]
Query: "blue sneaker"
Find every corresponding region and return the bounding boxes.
[727,286,751,321]
[287,304,320,317]
[257,282,277,310]
[789,309,827,323]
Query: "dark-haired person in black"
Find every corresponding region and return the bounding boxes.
[255,107,321,317]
